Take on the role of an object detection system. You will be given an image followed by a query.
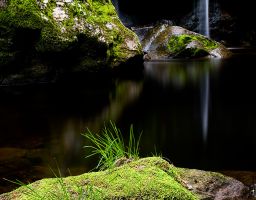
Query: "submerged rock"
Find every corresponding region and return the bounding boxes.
[139,25,231,60]
[0,0,142,85]
[0,157,250,199]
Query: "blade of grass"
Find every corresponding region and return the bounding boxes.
[83,121,142,170]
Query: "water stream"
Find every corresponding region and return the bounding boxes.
[143,24,166,52]
[197,0,210,144]
[198,0,210,37]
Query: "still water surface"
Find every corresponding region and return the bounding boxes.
[1,51,256,193]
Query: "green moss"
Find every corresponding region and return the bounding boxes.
[176,167,227,183]
[0,0,142,68]
[0,0,43,28]
[2,157,198,200]
[167,34,218,56]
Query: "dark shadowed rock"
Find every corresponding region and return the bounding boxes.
[180,2,256,47]
[0,0,142,85]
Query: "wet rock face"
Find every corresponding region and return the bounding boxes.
[0,0,7,8]
[115,0,256,47]
[180,3,239,47]
[177,168,250,200]
[179,1,256,47]
[136,24,231,60]
[0,0,142,85]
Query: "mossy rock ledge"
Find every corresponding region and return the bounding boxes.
[0,0,142,85]
[0,157,249,199]
[140,25,232,60]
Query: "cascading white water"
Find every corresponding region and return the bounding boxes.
[143,25,166,52]
[197,0,210,143]
[198,0,210,37]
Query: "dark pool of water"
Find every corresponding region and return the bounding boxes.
[1,51,256,193]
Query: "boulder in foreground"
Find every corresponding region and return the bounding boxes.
[0,157,249,200]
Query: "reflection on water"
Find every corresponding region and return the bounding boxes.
[144,59,219,144]
[201,68,209,143]
[144,59,220,88]
[1,53,256,193]
[0,80,142,193]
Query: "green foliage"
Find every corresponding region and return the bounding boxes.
[83,121,141,170]
[4,180,102,200]
[87,0,93,9]
[0,0,142,69]
[4,169,102,200]
[68,0,87,18]
[0,0,43,29]
[2,157,198,200]
[167,34,218,55]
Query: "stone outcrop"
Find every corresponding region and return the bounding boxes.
[0,0,142,85]
[176,167,250,200]
[0,157,250,199]
[136,24,231,60]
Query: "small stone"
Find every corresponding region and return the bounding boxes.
[114,157,133,167]
[106,23,116,30]
[56,2,65,6]
[41,14,49,21]
[187,184,193,190]
[125,39,138,50]
[53,7,68,21]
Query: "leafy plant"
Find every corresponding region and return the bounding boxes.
[83,121,142,170]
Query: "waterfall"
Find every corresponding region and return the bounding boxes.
[197,0,210,144]
[198,0,210,37]
[143,25,166,52]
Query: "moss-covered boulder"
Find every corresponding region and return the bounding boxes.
[0,0,142,84]
[140,25,231,60]
[0,157,249,199]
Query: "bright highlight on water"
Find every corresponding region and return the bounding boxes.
[198,0,210,143]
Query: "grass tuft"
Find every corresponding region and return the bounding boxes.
[83,121,142,170]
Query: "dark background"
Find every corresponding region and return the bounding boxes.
[119,0,254,22]
[116,0,256,46]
